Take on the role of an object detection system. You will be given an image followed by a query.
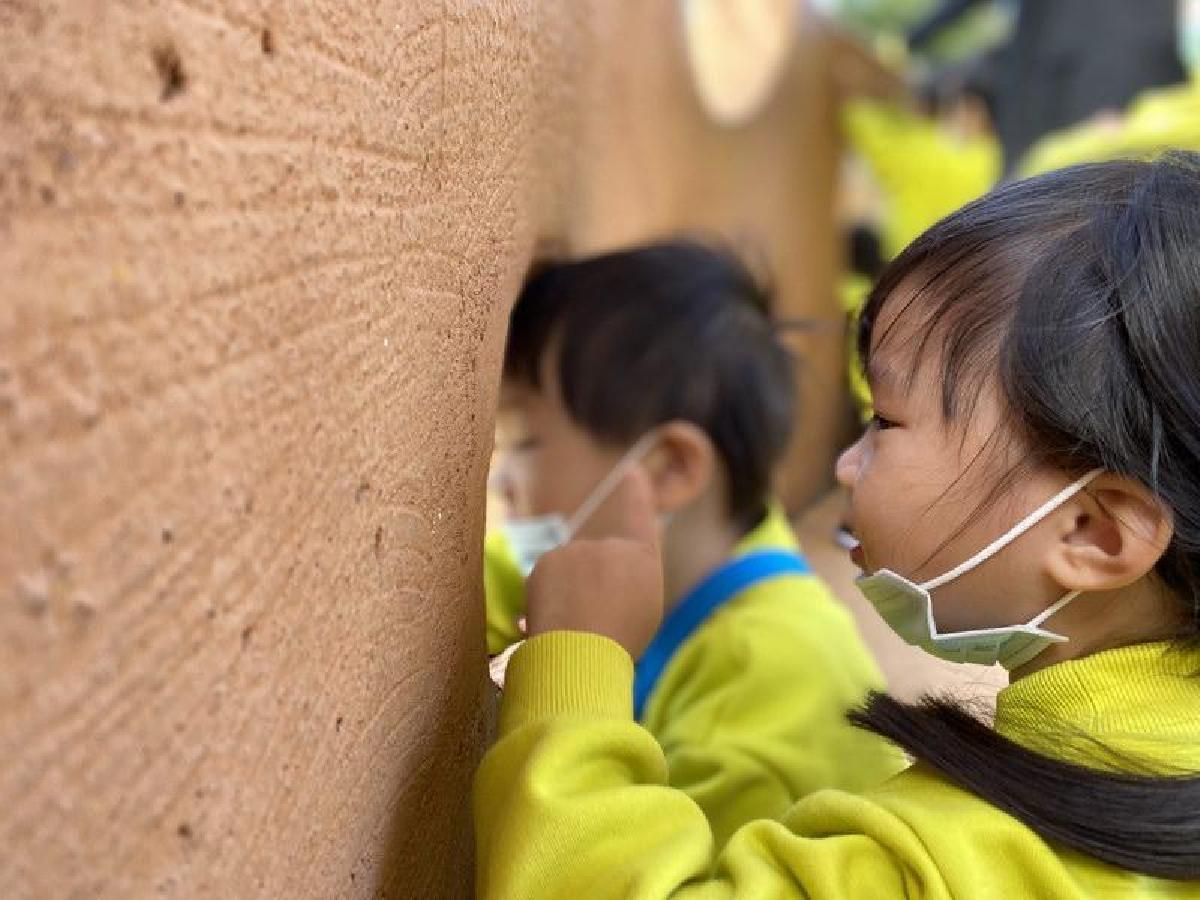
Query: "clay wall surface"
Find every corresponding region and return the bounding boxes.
[1,3,847,896]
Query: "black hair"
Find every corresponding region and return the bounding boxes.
[503,239,795,532]
[851,153,1200,879]
[846,224,885,281]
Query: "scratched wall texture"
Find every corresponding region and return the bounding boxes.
[0,2,845,897]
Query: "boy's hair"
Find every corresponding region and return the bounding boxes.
[504,239,795,531]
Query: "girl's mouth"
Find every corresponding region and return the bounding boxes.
[849,541,866,569]
[835,520,866,570]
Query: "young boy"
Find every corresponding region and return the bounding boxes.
[484,240,903,850]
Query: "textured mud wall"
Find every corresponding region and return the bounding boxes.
[0,2,562,896]
[1,2,845,897]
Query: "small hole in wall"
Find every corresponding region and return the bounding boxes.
[261,28,275,55]
[153,43,187,101]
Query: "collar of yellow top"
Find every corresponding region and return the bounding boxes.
[733,501,799,555]
[995,641,1200,772]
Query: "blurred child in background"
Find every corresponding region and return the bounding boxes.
[483,240,903,851]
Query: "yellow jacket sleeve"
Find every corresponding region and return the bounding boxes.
[483,530,525,655]
[475,632,919,899]
[645,581,905,851]
[476,633,1188,899]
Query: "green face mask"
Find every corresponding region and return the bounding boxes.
[854,470,1103,671]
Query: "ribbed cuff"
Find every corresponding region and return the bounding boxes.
[499,631,635,736]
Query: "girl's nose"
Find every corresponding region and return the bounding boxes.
[835,437,864,488]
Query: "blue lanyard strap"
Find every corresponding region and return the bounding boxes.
[633,549,811,720]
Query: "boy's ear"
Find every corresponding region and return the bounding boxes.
[642,421,717,514]
[1044,474,1173,593]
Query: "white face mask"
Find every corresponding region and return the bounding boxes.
[501,433,660,576]
[855,469,1103,670]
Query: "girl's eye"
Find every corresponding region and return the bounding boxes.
[512,436,541,453]
[870,412,898,431]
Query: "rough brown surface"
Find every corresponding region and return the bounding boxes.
[1,2,849,896]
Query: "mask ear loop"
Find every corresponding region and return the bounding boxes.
[1026,589,1081,632]
[920,469,1105,592]
[564,430,662,538]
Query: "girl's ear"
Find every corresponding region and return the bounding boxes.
[1044,474,1173,593]
[641,421,717,515]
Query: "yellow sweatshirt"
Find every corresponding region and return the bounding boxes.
[483,507,905,850]
[484,529,526,655]
[476,638,1200,898]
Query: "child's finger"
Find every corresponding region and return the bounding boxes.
[604,465,660,551]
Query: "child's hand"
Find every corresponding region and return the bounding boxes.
[525,467,664,659]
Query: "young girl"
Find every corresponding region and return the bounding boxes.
[474,154,1200,897]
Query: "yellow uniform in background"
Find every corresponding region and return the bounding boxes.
[841,99,1001,261]
[476,637,1200,898]
[483,506,905,851]
[839,272,875,423]
[1021,78,1200,177]
[839,99,1001,420]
